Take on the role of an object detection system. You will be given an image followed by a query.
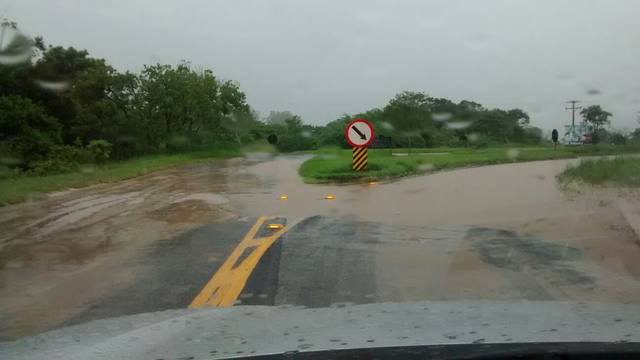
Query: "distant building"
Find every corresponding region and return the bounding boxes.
[562,122,593,145]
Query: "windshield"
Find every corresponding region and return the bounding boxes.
[2,0,640,357]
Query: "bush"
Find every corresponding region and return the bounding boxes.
[429,130,458,147]
[610,133,627,145]
[0,95,62,168]
[27,145,89,175]
[87,139,113,163]
[275,134,317,152]
[393,133,425,148]
[470,134,490,149]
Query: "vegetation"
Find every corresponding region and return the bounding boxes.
[580,105,613,144]
[559,156,640,187]
[3,19,640,201]
[0,21,256,177]
[300,145,640,183]
[307,92,544,150]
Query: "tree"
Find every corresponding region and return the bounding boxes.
[0,95,61,167]
[580,105,612,131]
[284,115,303,133]
[382,91,437,147]
[610,132,627,145]
[265,110,294,125]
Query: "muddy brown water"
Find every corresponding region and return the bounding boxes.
[1,154,640,340]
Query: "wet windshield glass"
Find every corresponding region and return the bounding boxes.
[2,0,640,356]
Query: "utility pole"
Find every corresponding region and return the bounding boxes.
[565,100,582,128]
[0,20,8,50]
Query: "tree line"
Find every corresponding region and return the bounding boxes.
[0,22,257,174]
[5,21,630,177]
[262,91,545,152]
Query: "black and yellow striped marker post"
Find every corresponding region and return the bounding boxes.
[352,146,368,171]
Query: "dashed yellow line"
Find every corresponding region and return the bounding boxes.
[189,216,287,308]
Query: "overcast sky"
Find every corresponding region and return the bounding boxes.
[3,0,640,130]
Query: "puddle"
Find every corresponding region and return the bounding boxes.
[467,227,595,286]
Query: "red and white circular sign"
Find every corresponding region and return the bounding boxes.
[345,119,374,147]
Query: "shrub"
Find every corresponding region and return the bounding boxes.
[610,133,627,145]
[0,95,62,169]
[275,135,317,152]
[393,133,425,148]
[87,139,113,163]
[27,145,88,175]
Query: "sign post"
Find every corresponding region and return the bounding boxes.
[352,146,368,171]
[552,129,559,150]
[345,119,374,172]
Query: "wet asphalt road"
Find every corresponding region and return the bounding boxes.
[63,215,640,329]
[2,154,640,340]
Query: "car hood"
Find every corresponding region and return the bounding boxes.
[1,301,639,359]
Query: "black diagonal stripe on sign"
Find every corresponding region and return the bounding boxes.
[354,156,368,170]
[355,154,368,165]
[353,151,367,164]
[355,160,368,171]
[353,156,366,170]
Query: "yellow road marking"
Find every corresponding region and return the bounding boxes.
[189,216,288,308]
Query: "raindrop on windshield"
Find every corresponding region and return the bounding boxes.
[168,135,189,148]
[506,148,520,159]
[0,29,34,65]
[432,112,452,122]
[80,165,95,174]
[0,156,21,166]
[585,88,601,96]
[468,133,480,142]
[34,80,70,92]
[380,121,394,130]
[556,74,573,83]
[418,163,434,171]
[445,121,471,130]
[301,130,311,138]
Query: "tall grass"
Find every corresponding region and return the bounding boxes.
[560,156,640,187]
[300,145,640,183]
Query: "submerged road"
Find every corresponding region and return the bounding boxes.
[1,154,640,340]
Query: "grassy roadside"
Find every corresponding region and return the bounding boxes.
[299,145,640,183]
[0,143,275,205]
[559,156,640,187]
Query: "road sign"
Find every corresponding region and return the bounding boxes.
[345,119,374,147]
[352,146,368,171]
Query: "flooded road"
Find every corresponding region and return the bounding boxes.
[1,154,640,340]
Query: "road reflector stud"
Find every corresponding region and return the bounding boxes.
[266,223,284,230]
[189,216,288,308]
[368,181,378,186]
[279,194,288,200]
[324,194,336,200]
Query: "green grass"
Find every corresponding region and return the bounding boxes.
[559,156,640,187]
[0,144,250,205]
[299,145,640,183]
